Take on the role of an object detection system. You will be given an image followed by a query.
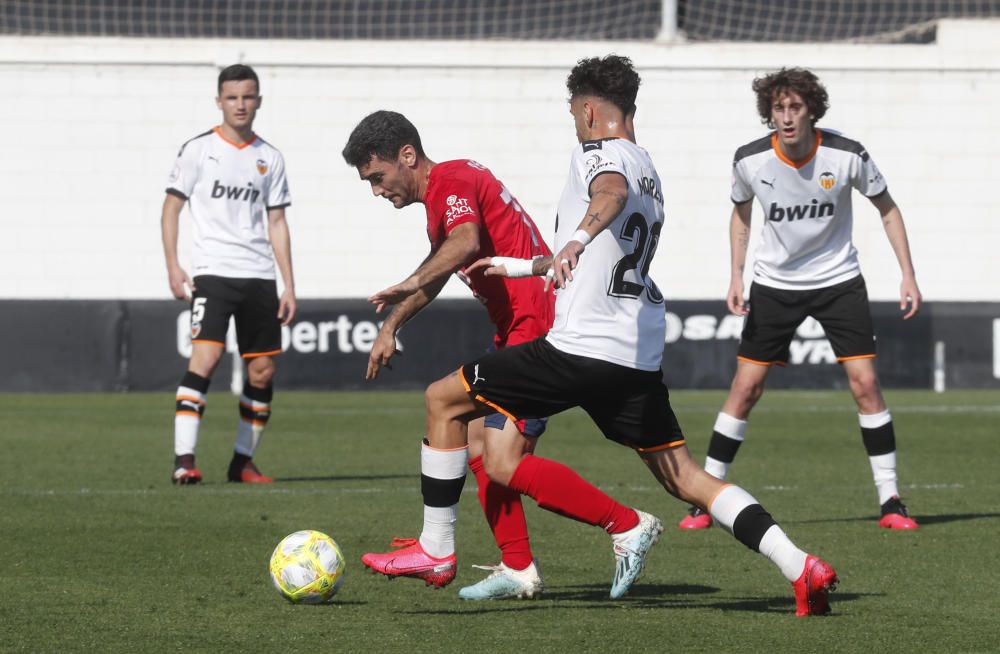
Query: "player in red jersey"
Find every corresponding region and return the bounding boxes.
[342,110,553,598]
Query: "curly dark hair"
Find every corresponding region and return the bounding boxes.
[341,110,426,168]
[217,64,259,94]
[752,68,829,128]
[566,54,640,116]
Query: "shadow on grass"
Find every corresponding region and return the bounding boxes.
[273,474,415,483]
[402,583,868,615]
[788,512,1000,526]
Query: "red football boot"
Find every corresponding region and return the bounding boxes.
[792,554,839,617]
[878,496,918,530]
[361,537,457,588]
[228,458,274,483]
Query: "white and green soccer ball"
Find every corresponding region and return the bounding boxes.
[269,530,346,604]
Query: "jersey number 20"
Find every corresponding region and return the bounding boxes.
[608,212,663,303]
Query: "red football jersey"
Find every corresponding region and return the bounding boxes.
[424,159,554,348]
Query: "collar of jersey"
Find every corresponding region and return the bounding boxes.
[213,126,258,150]
[771,129,821,169]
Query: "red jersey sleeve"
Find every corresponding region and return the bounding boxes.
[427,173,484,241]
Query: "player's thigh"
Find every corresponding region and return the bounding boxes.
[190,275,239,348]
[738,282,809,365]
[460,338,580,423]
[581,368,686,451]
[234,278,283,359]
[810,276,876,361]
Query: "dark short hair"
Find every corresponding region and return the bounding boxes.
[566,54,640,116]
[752,67,829,128]
[217,64,259,94]
[341,110,426,168]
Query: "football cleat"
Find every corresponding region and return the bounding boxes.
[609,510,663,599]
[171,467,203,485]
[878,496,918,530]
[458,559,543,600]
[792,554,838,617]
[361,537,457,588]
[678,505,713,530]
[228,459,274,484]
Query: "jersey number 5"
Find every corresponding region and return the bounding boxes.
[608,212,663,303]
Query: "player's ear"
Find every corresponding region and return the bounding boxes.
[257,95,264,109]
[399,144,417,167]
[215,96,222,110]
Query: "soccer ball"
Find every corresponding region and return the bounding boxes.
[269,530,346,603]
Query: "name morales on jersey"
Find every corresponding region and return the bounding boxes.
[211,180,261,203]
[637,176,663,204]
[768,199,834,222]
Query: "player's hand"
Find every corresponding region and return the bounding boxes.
[278,289,297,326]
[551,240,585,290]
[168,265,195,301]
[465,257,509,277]
[727,279,748,316]
[369,277,420,313]
[900,277,922,320]
[366,329,400,380]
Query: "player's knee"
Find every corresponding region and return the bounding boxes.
[730,376,764,407]
[848,371,879,401]
[481,449,517,486]
[424,379,459,420]
[247,359,275,387]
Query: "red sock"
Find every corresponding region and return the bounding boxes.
[507,454,638,534]
[469,455,533,570]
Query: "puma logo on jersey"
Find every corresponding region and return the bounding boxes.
[761,178,775,188]
[211,180,261,203]
[207,155,220,164]
[768,199,834,222]
[472,364,486,385]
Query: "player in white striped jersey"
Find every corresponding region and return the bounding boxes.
[362,55,837,615]
[679,68,922,531]
[161,64,297,485]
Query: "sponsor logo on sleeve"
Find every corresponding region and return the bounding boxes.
[818,171,836,190]
[585,153,613,178]
[168,164,180,183]
[445,195,474,225]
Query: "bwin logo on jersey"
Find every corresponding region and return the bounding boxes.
[768,199,834,222]
[211,180,261,203]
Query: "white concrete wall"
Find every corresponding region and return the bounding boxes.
[1,20,997,301]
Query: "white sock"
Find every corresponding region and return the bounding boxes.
[869,452,899,505]
[859,410,899,504]
[759,525,808,582]
[710,485,807,582]
[174,386,206,457]
[418,442,468,558]
[234,394,271,457]
[705,412,748,480]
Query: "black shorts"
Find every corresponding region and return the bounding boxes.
[190,275,282,358]
[738,275,876,366]
[459,338,685,451]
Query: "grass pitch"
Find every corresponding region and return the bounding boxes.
[1,390,998,653]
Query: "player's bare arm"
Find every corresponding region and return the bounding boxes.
[366,274,449,380]
[552,172,629,289]
[161,192,195,301]
[368,222,480,312]
[728,201,753,315]
[869,190,921,319]
[267,207,297,325]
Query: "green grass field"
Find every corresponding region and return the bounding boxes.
[2,390,998,653]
